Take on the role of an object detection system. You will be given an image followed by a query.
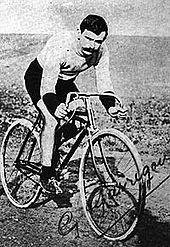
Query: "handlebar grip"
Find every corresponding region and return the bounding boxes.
[65,92,79,108]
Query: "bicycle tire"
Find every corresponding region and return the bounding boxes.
[79,128,145,241]
[0,119,42,208]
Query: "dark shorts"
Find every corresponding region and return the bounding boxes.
[24,58,43,105]
[24,58,79,109]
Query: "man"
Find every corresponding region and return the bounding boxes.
[24,14,124,193]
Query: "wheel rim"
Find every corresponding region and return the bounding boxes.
[80,130,144,241]
[1,121,41,208]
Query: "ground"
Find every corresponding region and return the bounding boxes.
[0,34,169,247]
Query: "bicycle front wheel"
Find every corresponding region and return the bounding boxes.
[79,128,145,241]
[0,119,42,208]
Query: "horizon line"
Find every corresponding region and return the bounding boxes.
[0,32,170,38]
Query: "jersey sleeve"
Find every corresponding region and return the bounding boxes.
[38,35,64,96]
[94,44,114,93]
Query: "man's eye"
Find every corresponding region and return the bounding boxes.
[85,36,93,41]
[85,36,103,44]
[95,40,102,44]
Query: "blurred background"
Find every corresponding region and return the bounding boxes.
[0,0,170,36]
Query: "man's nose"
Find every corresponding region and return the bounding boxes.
[89,40,95,49]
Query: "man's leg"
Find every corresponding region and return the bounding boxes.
[37,99,58,192]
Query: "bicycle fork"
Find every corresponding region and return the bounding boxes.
[85,97,107,184]
[85,97,118,185]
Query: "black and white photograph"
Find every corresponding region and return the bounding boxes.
[0,0,169,246]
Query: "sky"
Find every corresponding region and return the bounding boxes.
[0,0,170,36]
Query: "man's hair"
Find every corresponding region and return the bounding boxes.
[80,15,108,39]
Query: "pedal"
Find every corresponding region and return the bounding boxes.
[41,178,63,195]
[60,168,71,180]
[50,178,63,194]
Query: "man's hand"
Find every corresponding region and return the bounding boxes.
[68,99,84,111]
[54,103,69,119]
[108,105,128,119]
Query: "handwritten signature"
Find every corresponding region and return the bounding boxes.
[126,154,166,191]
[58,211,79,238]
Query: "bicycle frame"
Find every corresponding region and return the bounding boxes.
[54,92,120,182]
[52,93,100,176]
[15,92,120,182]
[2,91,146,239]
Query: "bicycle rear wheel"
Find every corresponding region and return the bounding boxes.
[1,119,42,208]
[79,129,145,241]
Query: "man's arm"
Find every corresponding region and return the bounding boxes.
[95,45,116,111]
[95,48,128,118]
[38,62,60,114]
[95,44,114,93]
[40,69,69,118]
[39,71,68,119]
[37,35,68,118]
[37,55,65,118]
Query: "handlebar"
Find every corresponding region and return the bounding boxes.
[65,92,122,108]
[63,92,127,125]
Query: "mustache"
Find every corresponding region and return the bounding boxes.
[83,48,95,53]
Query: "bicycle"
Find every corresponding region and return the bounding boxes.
[0,92,145,241]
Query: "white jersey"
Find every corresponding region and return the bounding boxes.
[37,30,114,97]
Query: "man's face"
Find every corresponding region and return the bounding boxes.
[79,29,106,56]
